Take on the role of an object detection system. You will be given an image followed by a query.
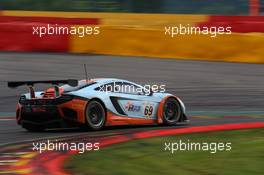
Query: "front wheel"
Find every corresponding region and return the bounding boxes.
[85,100,106,130]
[163,97,182,125]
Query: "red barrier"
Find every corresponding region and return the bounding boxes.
[0,16,99,25]
[0,22,69,52]
[197,16,264,33]
[0,16,100,52]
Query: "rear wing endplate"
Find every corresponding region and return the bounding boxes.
[7,79,78,98]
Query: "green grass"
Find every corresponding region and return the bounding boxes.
[65,129,264,175]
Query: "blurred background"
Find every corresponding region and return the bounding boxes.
[0,0,264,63]
[0,0,264,15]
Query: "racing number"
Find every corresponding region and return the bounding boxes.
[144,105,153,117]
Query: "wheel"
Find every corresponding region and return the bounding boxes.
[163,97,182,125]
[23,123,45,132]
[85,100,106,130]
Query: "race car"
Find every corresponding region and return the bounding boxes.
[8,78,188,131]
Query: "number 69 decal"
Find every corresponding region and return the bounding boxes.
[144,105,153,117]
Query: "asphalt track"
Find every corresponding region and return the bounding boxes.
[0,52,264,145]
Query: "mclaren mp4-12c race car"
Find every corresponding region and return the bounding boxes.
[8,78,188,131]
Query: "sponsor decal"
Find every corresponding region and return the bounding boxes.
[125,101,141,112]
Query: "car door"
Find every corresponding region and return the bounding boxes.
[107,82,160,120]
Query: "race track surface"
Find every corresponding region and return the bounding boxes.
[0,52,263,145]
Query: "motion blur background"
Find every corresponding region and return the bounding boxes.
[1,0,264,14]
[0,0,264,63]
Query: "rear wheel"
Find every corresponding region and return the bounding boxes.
[85,100,106,130]
[163,97,182,125]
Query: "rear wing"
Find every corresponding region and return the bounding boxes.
[8,79,78,98]
[8,79,78,88]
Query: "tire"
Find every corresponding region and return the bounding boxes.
[163,97,182,125]
[23,123,45,132]
[85,100,106,130]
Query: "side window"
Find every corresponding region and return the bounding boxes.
[95,82,115,92]
[119,82,136,95]
[95,82,145,95]
[119,82,145,95]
